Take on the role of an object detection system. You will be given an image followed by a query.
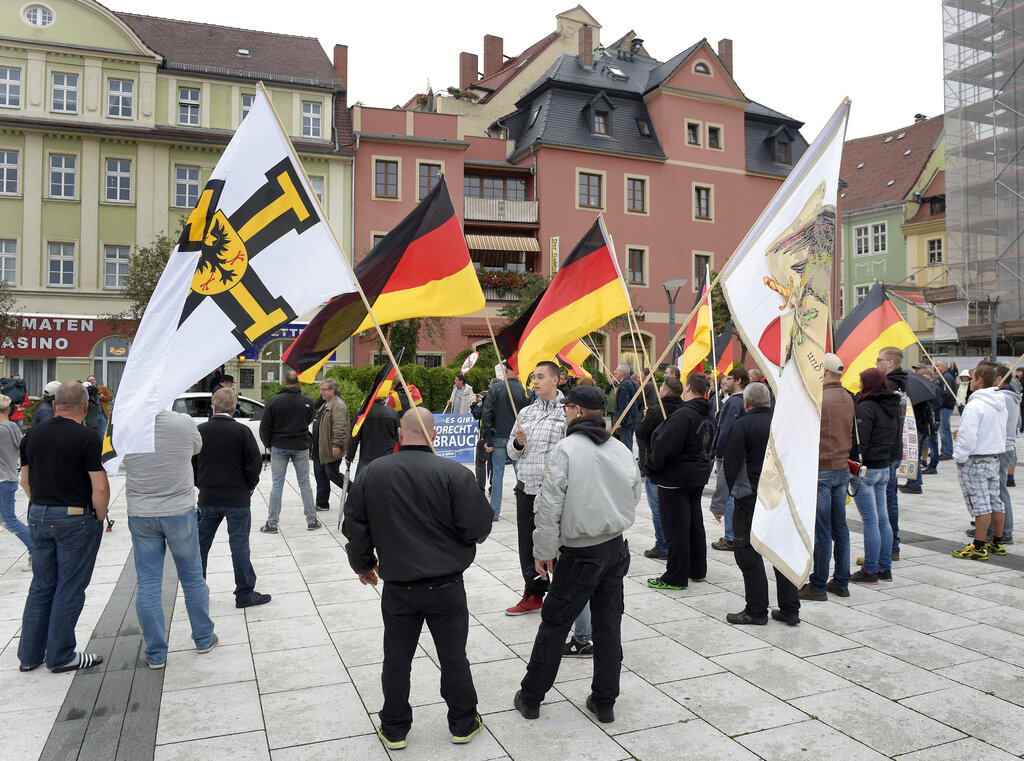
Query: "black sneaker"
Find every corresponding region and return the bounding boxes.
[377,725,407,750]
[514,689,539,720]
[259,523,278,534]
[921,467,938,475]
[876,568,893,581]
[585,694,614,723]
[770,609,800,626]
[725,610,768,626]
[643,547,668,559]
[314,504,330,512]
[851,569,878,584]
[898,484,922,494]
[307,520,322,531]
[236,592,272,608]
[827,580,851,598]
[1008,476,1016,487]
[562,638,594,658]
[798,584,826,602]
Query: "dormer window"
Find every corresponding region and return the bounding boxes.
[527,106,541,129]
[694,61,711,75]
[775,140,790,164]
[636,118,652,137]
[594,110,609,135]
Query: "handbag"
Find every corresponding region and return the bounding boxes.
[847,415,864,497]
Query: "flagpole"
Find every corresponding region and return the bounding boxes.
[482,310,525,433]
[256,82,437,452]
[582,336,616,384]
[882,289,959,401]
[705,263,720,416]
[625,307,666,418]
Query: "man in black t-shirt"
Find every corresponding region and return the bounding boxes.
[18,381,109,673]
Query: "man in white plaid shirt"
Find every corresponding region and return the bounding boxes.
[506,361,566,615]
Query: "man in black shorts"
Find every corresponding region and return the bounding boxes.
[18,381,109,673]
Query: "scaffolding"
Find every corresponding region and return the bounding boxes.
[940,0,1024,347]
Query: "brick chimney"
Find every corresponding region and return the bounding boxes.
[460,52,479,90]
[333,44,348,87]
[717,38,733,77]
[579,24,593,68]
[483,35,503,78]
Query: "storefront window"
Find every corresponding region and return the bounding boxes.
[92,335,131,393]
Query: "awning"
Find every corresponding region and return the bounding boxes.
[465,234,540,252]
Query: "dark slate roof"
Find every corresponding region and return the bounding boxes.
[743,101,808,177]
[521,52,664,99]
[507,86,664,161]
[643,40,704,91]
[116,12,344,90]
[745,100,803,127]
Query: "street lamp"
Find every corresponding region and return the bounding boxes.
[663,278,687,364]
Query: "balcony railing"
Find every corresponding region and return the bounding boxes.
[481,286,519,302]
[464,197,539,224]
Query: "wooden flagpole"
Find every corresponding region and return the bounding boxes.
[259,81,436,452]
[704,263,721,416]
[482,311,525,434]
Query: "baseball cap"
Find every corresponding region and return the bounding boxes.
[823,353,844,374]
[559,385,606,411]
[43,380,62,395]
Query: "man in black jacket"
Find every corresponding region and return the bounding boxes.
[343,407,493,750]
[196,388,270,609]
[710,368,749,551]
[259,370,317,533]
[480,362,527,519]
[346,398,399,478]
[635,378,684,559]
[644,372,715,590]
[724,383,800,626]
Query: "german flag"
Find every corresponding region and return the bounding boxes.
[714,319,736,374]
[494,218,629,382]
[677,276,712,374]
[351,348,404,437]
[557,339,592,379]
[834,282,915,392]
[283,177,484,381]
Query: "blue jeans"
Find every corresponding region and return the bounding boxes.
[19,505,103,669]
[98,412,108,437]
[940,408,954,457]
[710,459,735,541]
[573,602,592,643]
[887,459,900,557]
[853,467,892,574]
[268,447,316,527]
[810,469,851,591]
[618,424,635,455]
[198,505,257,603]
[644,478,667,552]
[129,512,215,664]
[490,438,510,518]
[0,481,32,553]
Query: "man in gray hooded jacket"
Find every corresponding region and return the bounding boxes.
[513,385,641,725]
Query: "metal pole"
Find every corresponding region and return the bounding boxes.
[989,296,999,359]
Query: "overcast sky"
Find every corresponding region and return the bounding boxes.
[109,0,945,141]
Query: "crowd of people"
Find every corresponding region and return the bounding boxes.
[0,346,1017,750]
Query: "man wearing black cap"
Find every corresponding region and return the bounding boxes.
[514,385,641,724]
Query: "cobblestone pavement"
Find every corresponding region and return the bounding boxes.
[2,440,1023,760]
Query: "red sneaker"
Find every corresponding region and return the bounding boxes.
[505,592,543,616]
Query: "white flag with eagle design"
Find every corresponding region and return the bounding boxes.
[720,99,850,587]
[102,86,357,473]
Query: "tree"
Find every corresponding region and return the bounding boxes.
[106,226,181,337]
[497,274,549,324]
[376,317,448,360]
[0,279,20,350]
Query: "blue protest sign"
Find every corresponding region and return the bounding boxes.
[432,413,477,463]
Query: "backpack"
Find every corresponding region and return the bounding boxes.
[1,378,25,406]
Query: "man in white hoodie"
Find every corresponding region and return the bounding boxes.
[513,385,641,725]
[953,364,1010,561]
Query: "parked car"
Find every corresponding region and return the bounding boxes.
[169,392,268,454]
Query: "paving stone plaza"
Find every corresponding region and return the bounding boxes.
[2,438,1024,761]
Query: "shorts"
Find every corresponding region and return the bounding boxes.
[957,456,1003,517]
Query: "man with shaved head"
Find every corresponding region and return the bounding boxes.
[343,406,493,751]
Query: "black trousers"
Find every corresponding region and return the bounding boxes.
[474,440,492,493]
[380,577,478,739]
[520,537,630,710]
[311,444,345,508]
[732,500,800,618]
[658,484,707,586]
[197,505,257,602]
[515,485,549,598]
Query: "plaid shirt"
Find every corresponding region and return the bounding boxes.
[507,392,566,495]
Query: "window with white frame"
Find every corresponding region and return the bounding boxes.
[309,176,324,204]
[627,248,646,285]
[47,242,74,287]
[0,150,17,195]
[178,86,200,125]
[107,79,133,119]
[174,165,200,208]
[928,238,943,264]
[104,245,130,288]
[49,154,76,198]
[854,284,871,305]
[51,72,78,113]
[302,101,322,137]
[872,223,887,253]
[241,93,253,120]
[0,67,21,108]
[24,5,54,26]
[418,163,441,200]
[854,225,870,256]
[0,239,16,284]
[104,158,131,203]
